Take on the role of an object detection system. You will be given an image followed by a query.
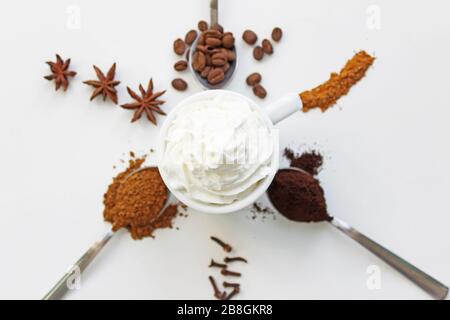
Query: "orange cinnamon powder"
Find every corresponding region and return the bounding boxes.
[103,157,178,240]
[300,50,375,113]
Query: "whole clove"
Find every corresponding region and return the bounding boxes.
[209,259,227,269]
[210,236,232,252]
[221,269,241,277]
[224,257,248,264]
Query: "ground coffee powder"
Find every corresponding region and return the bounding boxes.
[103,156,178,240]
[268,169,330,223]
[284,148,323,176]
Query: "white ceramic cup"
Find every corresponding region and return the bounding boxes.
[156,90,302,214]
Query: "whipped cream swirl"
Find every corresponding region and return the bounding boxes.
[161,95,274,205]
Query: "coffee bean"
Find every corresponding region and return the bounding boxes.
[222,63,230,73]
[174,60,188,72]
[185,30,198,46]
[197,34,206,45]
[196,45,209,54]
[205,53,212,66]
[253,84,267,99]
[206,37,222,47]
[262,39,274,55]
[198,20,208,32]
[201,66,212,78]
[246,73,262,86]
[225,49,236,62]
[172,78,188,91]
[211,53,227,67]
[207,68,225,85]
[272,27,283,42]
[211,24,224,33]
[242,30,258,45]
[173,38,186,55]
[222,33,235,49]
[192,51,206,71]
[253,46,264,61]
[205,30,222,39]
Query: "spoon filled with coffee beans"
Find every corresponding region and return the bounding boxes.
[267,167,448,300]
[188,0,237,89]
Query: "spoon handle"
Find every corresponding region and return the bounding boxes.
[42,230,114,300]
[210,0,218,26]
[329,217,448,300]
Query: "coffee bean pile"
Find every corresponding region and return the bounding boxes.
[172,21,236,90]
[171,22,283,100]
[243,27,283,99]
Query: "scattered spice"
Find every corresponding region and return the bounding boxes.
[224,257,248,264]
[221,269,242,277]
[209,276,226,300]
[174,60,188,72]
[284,148,323,176]
[225,287,240,300]
[173,38,186,55]
[300,50,375,112]
[253,46,264,61]
[262,39,274,55]
[209,259,227,269]
[44,54,77,91]
[172,78,188,91]
[249,202,276,221]
[253,84,267,99]
[242,30,258,45]
[246,72,262,86]
[271,27,283,42]
[223,282,240,289]
[120,79,167,125]
[103,156,179,240]
[268,169,330,223]
[83,63,120,104]
[210,236,232,252]
[184,30,198,46]
[208,236,248,300]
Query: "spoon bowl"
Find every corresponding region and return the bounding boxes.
[188,0,237,90]
[265,167,449,300]
[188,37,238,90]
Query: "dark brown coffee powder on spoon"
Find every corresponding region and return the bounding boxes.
[268,169,330,223]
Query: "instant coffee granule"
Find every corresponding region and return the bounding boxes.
[103,156,177,240]
[268,169,330,223]
[300,50,375,113]
[284,148,323,176]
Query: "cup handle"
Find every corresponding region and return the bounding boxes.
[265,93,302,125]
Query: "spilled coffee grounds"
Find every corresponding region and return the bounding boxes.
[284,148,323,176]
[268,169,330,223]
[103,156,178,240]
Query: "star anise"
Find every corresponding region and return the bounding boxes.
[83,63,121,104]
[44,54,77,91]
[121,79,167,125]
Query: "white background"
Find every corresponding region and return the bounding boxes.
[0,0,449,300]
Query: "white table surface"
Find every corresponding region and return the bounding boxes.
[1,0,449,300]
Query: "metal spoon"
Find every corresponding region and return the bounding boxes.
[267,167,449,300]
[42,167,174,300]
[188,0,238,90]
